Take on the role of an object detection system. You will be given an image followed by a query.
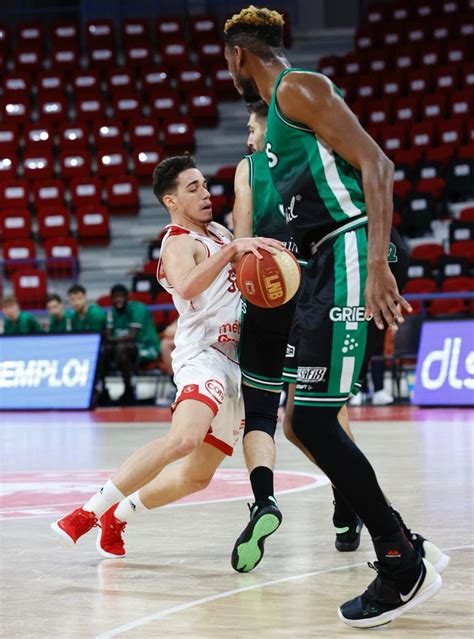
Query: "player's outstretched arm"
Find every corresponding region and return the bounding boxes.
[162,233,281,300]
[232,158,253,239]
[276,73,412,329]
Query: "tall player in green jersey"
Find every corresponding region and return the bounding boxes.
[232,100,361,573]
[224,6,446,629]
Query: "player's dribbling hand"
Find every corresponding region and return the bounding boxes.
[365,262,412,331]
[231,237,284,260]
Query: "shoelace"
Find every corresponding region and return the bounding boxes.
[70,510,98,532]
[103,518,126,544]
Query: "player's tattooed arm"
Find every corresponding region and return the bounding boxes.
[162,233,280,300]
[276,72,412,330]
[232,158,254,239]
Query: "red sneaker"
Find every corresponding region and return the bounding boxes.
[51,507,98,545]
[96,504,127,558]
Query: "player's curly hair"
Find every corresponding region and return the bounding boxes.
[224,5,285,60]
[152,155,196,206]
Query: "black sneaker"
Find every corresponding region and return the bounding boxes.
[338,558,442,628]
[231,498,282,573]
[391,508,450,574]
[118,387,136,406]
[334,516,363,552]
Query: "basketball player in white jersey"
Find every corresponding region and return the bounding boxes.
[51,155,282,558]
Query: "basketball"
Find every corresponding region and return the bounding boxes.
[236,248,301,308]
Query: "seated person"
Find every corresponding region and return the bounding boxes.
[46,294,74,333]
[68,284,106,332]
[2,296,42,335]
[106,284,161,405]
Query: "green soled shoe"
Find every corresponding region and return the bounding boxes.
[231,498,282,573]
[334,516,363,552]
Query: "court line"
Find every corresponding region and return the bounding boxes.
[95,544,473,639]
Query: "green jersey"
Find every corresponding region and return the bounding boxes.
[48,309,74,333]
[107,301,160,360]
[3,311,42,335]
[265,67,368,259]
[70,303,106,332]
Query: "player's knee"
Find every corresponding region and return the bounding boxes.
[242,385,280,439]
[166,433,200,458]
[182,473,213,494]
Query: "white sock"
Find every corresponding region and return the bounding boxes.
[114,490,148,522]
[83,479,126,518]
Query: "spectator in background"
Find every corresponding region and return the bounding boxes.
[46,294,73,333]
[68,284,106,332]
[2,296,42,335]
[106,284,161,405]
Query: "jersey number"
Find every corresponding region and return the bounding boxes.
[265,142,279,168]
[387,242,398,263]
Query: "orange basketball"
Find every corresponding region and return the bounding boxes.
[236,248,301,308]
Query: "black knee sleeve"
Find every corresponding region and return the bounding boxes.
[242,384,280,438]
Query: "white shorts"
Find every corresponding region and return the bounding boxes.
[173,347,245,456]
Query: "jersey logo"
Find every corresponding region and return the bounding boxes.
[297,367,327,383]
[205,379,225,404]
[227,267,238,292]
[284,194,302,222]
[265,142,279,168]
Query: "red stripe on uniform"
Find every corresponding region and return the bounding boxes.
[204,432,233,456]
[174,389,219,416]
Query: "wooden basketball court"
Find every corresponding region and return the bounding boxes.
[1,406,473,638]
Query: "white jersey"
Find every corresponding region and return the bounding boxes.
[157,222,241,374]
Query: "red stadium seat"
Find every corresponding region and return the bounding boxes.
[129,291,153,305]
[132,148,163,179]
[94,120,125,151]
[86,19,114,47]
[393,179,412,201]
[197,40,224,69]
[37,206,70,241]
[139,66,170,95]
[112,91,142,121]
[424,145,455,164]
[407,69,432,95]
[409,122,435,150]
[105,175,139,212]
[404,277,437,314]
[0,179,28,209]
[160,39,189,68]
[432,16,455,41]
[17,22,43,47]
[354,26,376,50]
[88,44,116,70]
[96,148,128,178]
[380,23,404,48]
[51,21,78,46]
[37,71,65,97]
[176,66,206,95]
[23,150,54,181]
[143,259,158,275]
[318,55,342,78]
[155,16,184,41]
[24,123,54,153]
[96,294,112,307]
[70,176,102,208]
[458,14,474,38]
[0,124,19,154]
[58,150,91,180]
[450,240,474,265]
[3,239,36,277]
[393,96,419,123]
[449,89,473,120]
[2,72,29,100]
[149,88,179,120]
[446,40,469,66]
[214,165,237,183]
[353,75,379,101]
[459,206,474,221]
[32,179,65,209]
[189,15,218,42]
[366,50,388,74]
[342,51,366,76]
[121,18,148,45]
[437,119,465,149]
[72,70,100,97]
[380,123,407,155]
[212,66,238,100]
[129,118,159,148]
[458,142,474,159]
[124,43,152,68]
[394,45,418,72]
[421,94,447,121]
[44,236,79,278]
[0,96,29,125]
[419,43,442,69]
[434,65,459,93]
[1,209,31,241]
[106,67,134,95]
[429,276,474,316]
[391,2,412,21]
[381,72,405,98]
[162,117,195,151]
[415,177,446,201]
[13,267,47,309]
[58,122,89,151]
[186,89,218,126]
[14,47,41,73]
[0,153,17,180]
[51,45,78,72]
[76,205,110,245]
[154,289,178,328]
[411,243,445,268]
[75,93,106,122]
[37,94,67,124]
[366,3,391,25]
[406,21,427,45]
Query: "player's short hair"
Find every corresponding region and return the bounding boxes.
[2,295,18,307]
[224,5,285,61]
[68,284,86,296]
[152,155,197,206]
[46,293,62,304]
[110,284,128,296]
[247,100,268,121]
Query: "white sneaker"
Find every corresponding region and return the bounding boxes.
[349,393,363,406]
[418,538,451,574]
[372,389,394,405]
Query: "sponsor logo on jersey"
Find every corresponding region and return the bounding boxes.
[205,379,225,404]
[182,384,199,394]
[286,344,295,358]
[297,367,327,383]
[329,306,367,323]
[284,194,302,223]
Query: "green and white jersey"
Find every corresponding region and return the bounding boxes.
[70,303,106,332]
[265,67,368,259]
[107,301,160,357]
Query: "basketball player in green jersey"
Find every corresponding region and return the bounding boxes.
[224,6,448,628]
[232,100,362,574]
